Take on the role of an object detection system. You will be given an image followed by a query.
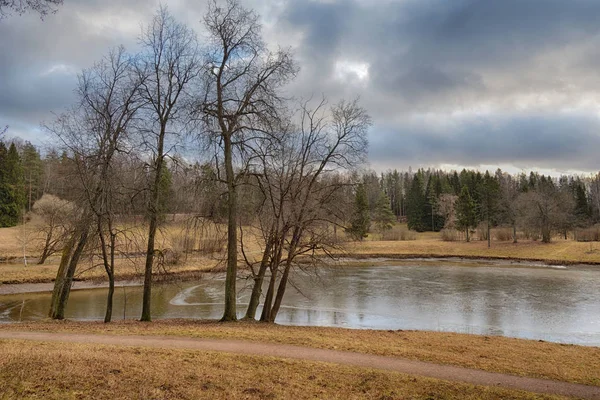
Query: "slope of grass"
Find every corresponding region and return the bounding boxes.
[3,320,598,386]
[0,339,567,400]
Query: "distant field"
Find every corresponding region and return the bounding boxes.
[0,220,599,285]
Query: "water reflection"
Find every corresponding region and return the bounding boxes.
[1,264,599,346]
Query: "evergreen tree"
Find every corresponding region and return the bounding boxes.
[574,181,591,225]
[479,171,500,247]
[21,142,44,211]
[346,183,370,240]
[372,190,395,234]
[0,142,22,226]
[406,173,427,231]
[455,185,477,242]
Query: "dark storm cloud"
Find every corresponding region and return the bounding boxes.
[2,0,600,171]
[279,0,600,171]
[370,113,600,171]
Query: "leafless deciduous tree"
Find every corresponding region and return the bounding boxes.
[517,178,573,243]
[32,194,75,264]
[200,0,297,321]
[46,47,143,322]
[241,98,370,322]
[136,6,199,322]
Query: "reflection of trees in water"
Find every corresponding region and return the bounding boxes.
[1,266,598,344]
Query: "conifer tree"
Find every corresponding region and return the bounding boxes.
[455,185,477,242]
[406,173,427,231]
[347,183,370,240]
[372,190,395,234]
[0,142,25,226]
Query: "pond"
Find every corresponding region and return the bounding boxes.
[1,262,599,346]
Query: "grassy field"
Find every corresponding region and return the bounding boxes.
[2,320,598,387]
[1,220,599,285]
[0,338,566,400]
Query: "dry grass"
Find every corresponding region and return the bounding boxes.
[349,237,600,264]
[0,338,568,400]
[3,320,599,387]
[2,220,600,285]
[0,255,222,284]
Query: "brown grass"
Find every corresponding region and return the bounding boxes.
[0,338,568,400]
[348,236,600,264]
[3,320,599,387]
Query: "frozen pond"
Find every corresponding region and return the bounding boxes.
[1,262,599,346]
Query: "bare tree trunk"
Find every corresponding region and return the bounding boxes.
[48,235,76,318]
[268,232,300,322]
[512,222,517,243]
[466,228,470,242]
[141,135,165,322]
[259,266,277,322]
[269,260,292,322]
[244,240,272,320]
[222,134,238,321]
[487,220,491,248]
[49,228,89,320]
[141,214,158,321]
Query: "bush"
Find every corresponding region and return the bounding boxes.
[576,225,600,242]
[495,228,513,242]
[381,226,416,241]
[440,229,460,242]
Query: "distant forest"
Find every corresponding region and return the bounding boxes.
[1,137,599,244]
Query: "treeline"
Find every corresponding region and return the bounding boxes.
[368,168,600,242]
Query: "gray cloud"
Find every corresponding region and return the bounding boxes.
[370,112,600,171]
[1,0,600,172]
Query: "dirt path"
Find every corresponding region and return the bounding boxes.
[0,331,598,399]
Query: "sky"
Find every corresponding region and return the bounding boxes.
[1,0,600,175]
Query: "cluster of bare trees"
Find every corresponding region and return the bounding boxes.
[36,0,370,323]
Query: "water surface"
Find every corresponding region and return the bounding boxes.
[1,263,599,346]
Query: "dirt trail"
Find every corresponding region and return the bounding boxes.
[0,331,598,399]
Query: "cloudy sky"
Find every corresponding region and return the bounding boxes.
[2,0,600,175]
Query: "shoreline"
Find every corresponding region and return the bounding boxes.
[1,254,597,295]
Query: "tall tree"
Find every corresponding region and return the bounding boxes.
[479,171,500,248]
[242,98,370,322]
[372,190,395,234]
[46,47,143,321]
[347,183,370,240]
[200,0,297,321]
[406,172,426,232]
[136,6,199,322]
[455,185,477,242]
[0,142,25,226]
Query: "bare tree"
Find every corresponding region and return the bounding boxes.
[200,0,297,321]
[517,177,573,243]
[136,6,199,322]
[32,194,75,264]
[46,47,143,322]
[241,98,370,322]
[0,0,62,19]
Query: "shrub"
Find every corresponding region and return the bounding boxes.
[381,226,416,241]
[576,225,600,242]
[495,228,513,242]
[440,229,460,242]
